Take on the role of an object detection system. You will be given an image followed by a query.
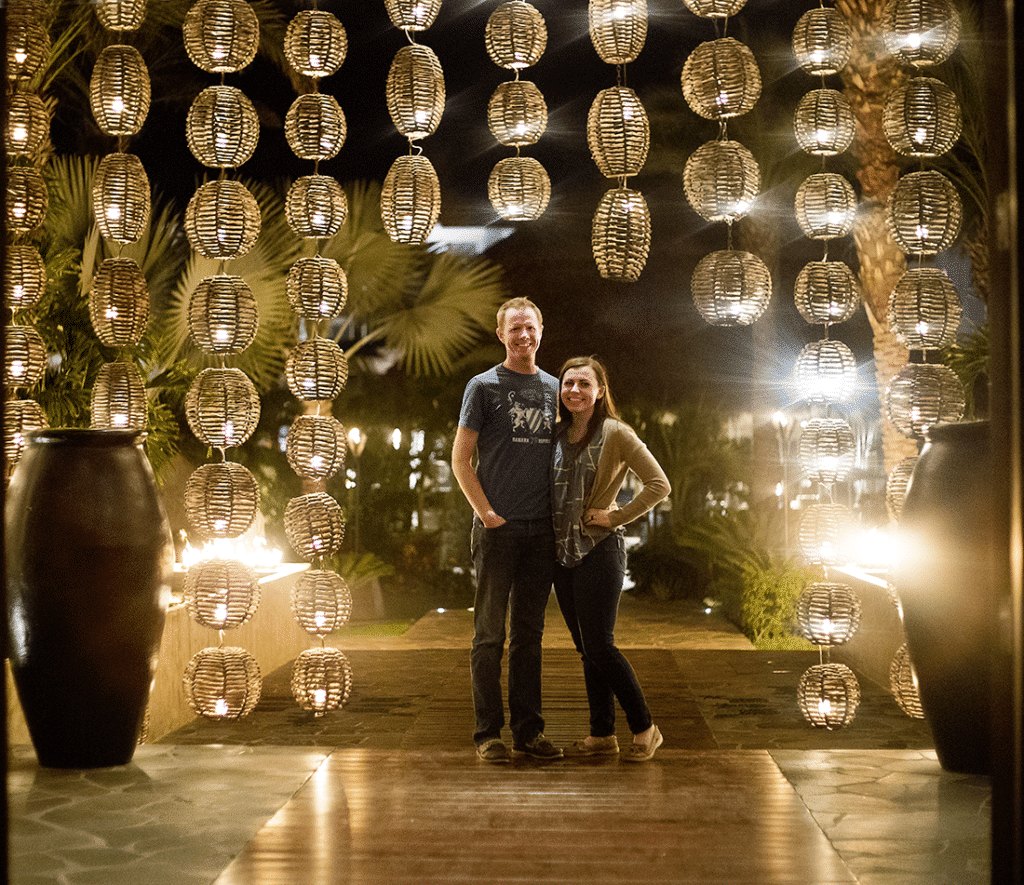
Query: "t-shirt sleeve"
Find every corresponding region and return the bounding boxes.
[458,377,485,433]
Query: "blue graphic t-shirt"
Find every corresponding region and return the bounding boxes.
[458,364,558,521]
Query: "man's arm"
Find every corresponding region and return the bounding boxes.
[451,426,506,528]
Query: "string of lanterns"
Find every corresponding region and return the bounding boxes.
[789,1,862,730]
[587,0,652,283]
[87,0,153,432]
[280,0,354,718]
[681,0,768,324]
[381,0,445,245]
[880,0,965,719]
[179,0,265,723]
[484,1,551,223]
[4,0,52,479]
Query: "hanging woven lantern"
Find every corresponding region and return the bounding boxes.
[682,0,747,16]
[488,156,551,222]
[384,0,442,31]
[883,0,960,67]
[798,417,856,483]
[93,152,151,244]
[798,663,860,728]
[884,362,965,438]
[291,569,353,636]
[794,88,856,156]
[888,267,961,350]
[794,260,860,325]
[4,244,47,311]
[285,174,348,239]
[186,85,259,169]
[284,9,347,78]
[796,582,862,645]
[184,559,260,630]
[587,86,650,179]
[485,1,547,69]
[184,461,260,538]
[7,167,48,235]
[188,274,259,355]
[291,647,353,716]
[185,367,261,449]
[286,414,348,480]
[94,0,147,31]
[6,4,51,80]
[89,256,150,348]
[883,77,962,158]
[184,179,262,260]
[386,44,445,140]
[886,455,918,521]
[183,0,260,74]
[487,80,548,147]
[184,646,262,720]
[798,503,857,564]
[4,398,48,466]
[285,337,350,401]
[792,7,852,76]
[795,172,857,240]
[286,256,348,320]
[592,187,651,283]
[284,92,347,161]
[91,360,147,429]
[681,38,761,120]
[691,249,771,327]
[285,492,346,559]
[4,324,47,390]
[683,140,760,223]
[381,154,441,245]
[886,170,962,254]
[794,339,857,402]
[89,44,151,136]
[589,0,648,65]
[890,643,926,718]
[6,92,50,156]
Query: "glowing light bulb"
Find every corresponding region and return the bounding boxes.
[106,307,119,320]
[214,698,229,716]
[11,125,28,144]
[312,211,325,226]
[309,54,322,69]
[111,412,129,427]
[310,455,324,470]
[106,205,122,221]
[10,361,26,378]
[915,224,930,240]
[110,97,125,115]
[313,688,327,707]
[314,611,327,629]
[913,127,928,144]
[818,698,832,715]
[215,603,228,622]
[14,50,28,64]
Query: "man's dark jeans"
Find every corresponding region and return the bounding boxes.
[470,517,555,746]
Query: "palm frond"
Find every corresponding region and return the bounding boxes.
[374,252,508,376]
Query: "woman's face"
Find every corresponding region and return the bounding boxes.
[561,366,604,419]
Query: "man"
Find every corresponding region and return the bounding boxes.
[452,297,562,763]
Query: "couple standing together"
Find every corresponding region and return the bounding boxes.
[452,297,671,764]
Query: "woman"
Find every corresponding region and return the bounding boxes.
[551,356,670,761]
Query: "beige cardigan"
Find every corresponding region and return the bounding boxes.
[581,418,671,533]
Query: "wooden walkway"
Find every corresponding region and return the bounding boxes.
[213,748,857,885]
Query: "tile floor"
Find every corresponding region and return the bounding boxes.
[6,600,992,884]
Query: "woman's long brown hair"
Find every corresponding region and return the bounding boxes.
[555,356,619,450]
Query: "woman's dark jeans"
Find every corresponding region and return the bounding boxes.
[470,517,555,746]
[553,531,652,737]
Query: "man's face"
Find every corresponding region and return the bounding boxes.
[497,308,542,362]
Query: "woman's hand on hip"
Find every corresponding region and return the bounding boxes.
[582,508,612,530]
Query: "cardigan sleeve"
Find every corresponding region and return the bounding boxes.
[593,421,671,529]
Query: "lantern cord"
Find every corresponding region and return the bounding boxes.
[404,28,415,46]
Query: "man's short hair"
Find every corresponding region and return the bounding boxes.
[496,297,543,330]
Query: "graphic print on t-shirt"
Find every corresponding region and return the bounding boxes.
[508,387,553,443]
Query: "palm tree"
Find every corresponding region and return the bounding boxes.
[834,0,918,479]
